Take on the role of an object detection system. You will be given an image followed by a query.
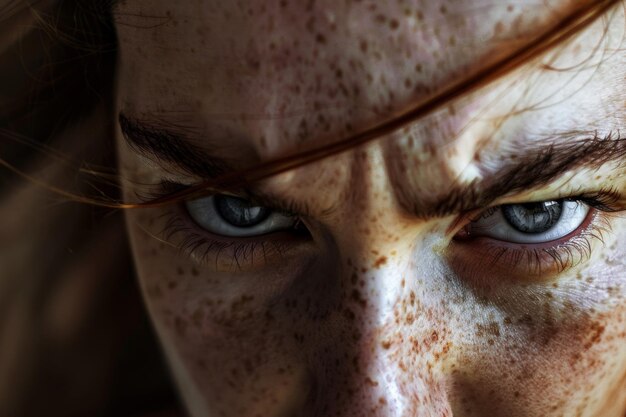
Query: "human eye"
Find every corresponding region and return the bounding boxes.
[154,186,311,270]
[460,200,589,244]
[185,195,297,237]
[451,192,622,279]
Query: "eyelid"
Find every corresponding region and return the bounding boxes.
[448,187,625,238]
[448,208,615,282]
[154,203,311,271]
[154,180,313,219]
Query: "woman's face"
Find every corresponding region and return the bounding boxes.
[114,1,626,416]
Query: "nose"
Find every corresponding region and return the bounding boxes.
[290,145,455,416]
[301,247,455,417]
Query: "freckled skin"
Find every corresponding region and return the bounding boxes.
[115,1,626,417]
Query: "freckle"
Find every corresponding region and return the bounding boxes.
[359,39,368,53]
[375,14,386,24]
[315,33,326,44]
[343,308,356,321]
[381,340,392,349]
[365,377,379,386]
[167,281,177,290]
[389,19,399,30]
[440,5,447,14]
[247,57,261,71]
[374,256,388,268]
[176,267,184,275]
[351,289,367,308]
[405,313,415,325]
[191,267,199,276]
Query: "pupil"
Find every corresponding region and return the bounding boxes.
[502,201,563,234]
[214,195,271,227]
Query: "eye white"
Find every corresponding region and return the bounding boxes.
[185,195,296,238]
[469,201,590,244]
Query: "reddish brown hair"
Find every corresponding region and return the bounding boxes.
[0,0,622,209]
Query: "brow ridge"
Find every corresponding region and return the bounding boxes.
[119,113,234,179]
[398,131,626,218]
[120,114,625,218]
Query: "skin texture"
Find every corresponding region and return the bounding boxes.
[114,1,626,416]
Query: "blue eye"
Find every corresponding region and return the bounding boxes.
[501,201,563,234]
[185,195,297,237]
[213,195,271,228]
[467,200,590,244]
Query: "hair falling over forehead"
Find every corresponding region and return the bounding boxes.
[0,0,623,209]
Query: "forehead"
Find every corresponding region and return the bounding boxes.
[113,0,620,159]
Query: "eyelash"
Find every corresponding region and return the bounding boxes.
[453,189,624,277]
[459,209,609,275]
[157,209,304,270]
[148,181,310,269]
[149,183,623,274]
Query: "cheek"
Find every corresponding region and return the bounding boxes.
[127,202,626,417]
[127,208,341,414]
[446,265,626,417]
[450,310,626,415]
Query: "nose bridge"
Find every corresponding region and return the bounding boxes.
[298,143,454,416]
[321,248,452,417]
[318,155,453,416]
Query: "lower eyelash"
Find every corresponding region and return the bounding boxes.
[159,211,291,270]
[474,210,612,276]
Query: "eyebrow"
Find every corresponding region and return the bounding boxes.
[118,113,238,179]
[410,131,626,217]
[119,114,626,217]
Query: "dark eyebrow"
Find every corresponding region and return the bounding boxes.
[119,113,321,215]
[401,131,626,218]
[119,113,237,179]
[120,113,625,217]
